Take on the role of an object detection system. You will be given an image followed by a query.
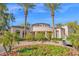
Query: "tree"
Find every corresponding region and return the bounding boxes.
[67,34,79,49]
[19,3,35,38]
[44,3,61,38]
[66,21,79,33]
[0,3,8,30]
[0,4,15,30]
[0,31,20,55]
[20,22,30,28]
[0,4,7,11]
[56,23,63,28]
[3,13,15,30]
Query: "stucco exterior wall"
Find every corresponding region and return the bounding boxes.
[55,26,69,38]
[62,26,69,36]
[32,24,52,32]
[10,24,69,39]
[10,27,30,38]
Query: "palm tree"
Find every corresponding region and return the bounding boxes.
[0,3,8,30]
[56,23,63,28]
[0,4,15,30]
[0,4,16,55]
[0,31,20,55]
[3,13,15,29]
[66,21,79,33]
[44,3,61,38]
[19,3,35,38]
[0,4,7,14]
[20,22,30,28]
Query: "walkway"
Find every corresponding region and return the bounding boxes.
[0,41,79,55]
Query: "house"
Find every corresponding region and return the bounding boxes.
[10,23,70,39]
[55,26,69,39]
[31,23,52,37]
[10,26,30,38]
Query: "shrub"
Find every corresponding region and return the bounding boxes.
[35,32,47,41]
[67,34,79,49]
[0,31,20,55]
[46,32,52,41]
[25,33,34,41]
[17,45,70,56]
[51,38,62,43]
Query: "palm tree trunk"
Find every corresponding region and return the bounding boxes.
[52,13,55,38]
[3,45,9,55]
[50,4,55,38]
[24,9,28,38]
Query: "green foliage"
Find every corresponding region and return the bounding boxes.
[66,21,79,34]
[0,4,15,30]
[51,38,62,42]
[56,23,63,28]
[35,33,47,41]
[17,45,70,56]
[19,3,36,38]
[67,34,79,49]
[46,32,52,41]
[0,31,20,53]
[25,33,34,41]
[44,3,61,11]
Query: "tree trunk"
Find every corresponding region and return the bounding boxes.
[3,45,9,55]
[49,4,55,38]
[24,9,28,38]
[9,40,12,52]
[51,9,55,38]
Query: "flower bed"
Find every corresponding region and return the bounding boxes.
[16,44,73,56]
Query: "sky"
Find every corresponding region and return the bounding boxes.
[6,3,79,27]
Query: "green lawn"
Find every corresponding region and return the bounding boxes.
[17,44,71,56]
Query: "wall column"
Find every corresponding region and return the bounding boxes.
[35,31,37,37]
[45,31,47,38]
[20,30,23,38]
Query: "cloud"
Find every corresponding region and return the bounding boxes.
[10,6,22,11]
[59,4,79,13]
[29,9,50,14]
[9,6,22,11]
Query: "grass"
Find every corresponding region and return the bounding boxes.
[17,44,71,56]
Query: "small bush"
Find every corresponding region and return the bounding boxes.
[35,32,47,41]
[17,45,70,56]
[25,33,34,41]
[67,34,79,49]
[46,32,52,41]
[51,38,62,42]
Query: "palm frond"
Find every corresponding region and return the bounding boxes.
[44,3,62,12]
[0,3,8,11]
[18,3,36,10]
